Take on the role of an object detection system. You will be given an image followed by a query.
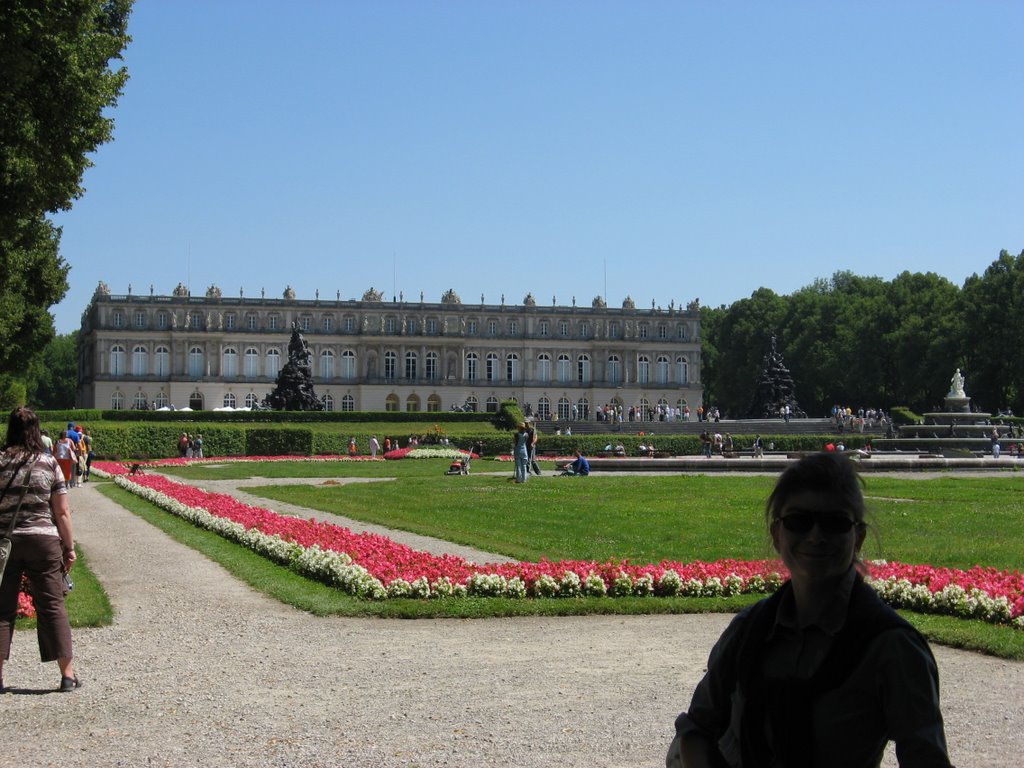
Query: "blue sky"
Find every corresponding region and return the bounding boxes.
[51,0,1022,334]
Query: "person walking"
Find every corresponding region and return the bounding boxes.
[513,422,531,483]
[666,453,952,767]
[0,407,80,693]
[369,436,380,458]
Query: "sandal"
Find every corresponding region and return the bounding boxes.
[59,675,81,692]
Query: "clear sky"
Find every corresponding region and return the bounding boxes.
[51,0,1023,334]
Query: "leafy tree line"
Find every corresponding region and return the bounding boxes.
[701,250,1024,418]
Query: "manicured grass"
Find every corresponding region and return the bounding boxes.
[16,543,113,630]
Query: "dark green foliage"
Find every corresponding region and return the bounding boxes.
[24,331,77,408]
[889,406,922,425]
[246,427,314,457]
[494,400,524,430]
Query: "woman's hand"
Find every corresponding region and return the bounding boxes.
[62,546,77,570]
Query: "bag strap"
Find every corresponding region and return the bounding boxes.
[2,455,42,539]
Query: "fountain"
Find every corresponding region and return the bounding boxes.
[874,369,1010,456]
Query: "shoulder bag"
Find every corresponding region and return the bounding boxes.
[0,455,42,585]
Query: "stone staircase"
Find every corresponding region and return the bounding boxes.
[535,418,886,437]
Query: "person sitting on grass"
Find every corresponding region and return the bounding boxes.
[560,449,590,476]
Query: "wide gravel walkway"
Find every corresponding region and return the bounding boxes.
[2,480,1021,767]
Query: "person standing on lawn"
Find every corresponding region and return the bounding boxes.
[666,452,952,768]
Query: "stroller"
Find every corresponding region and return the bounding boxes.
[445,454,471,475]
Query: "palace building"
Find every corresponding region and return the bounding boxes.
[77,282,703,417]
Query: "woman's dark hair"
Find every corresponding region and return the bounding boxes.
[765,452,866,528]
[4,406,47,454]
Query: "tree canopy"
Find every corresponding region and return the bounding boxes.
[0,0,132,378]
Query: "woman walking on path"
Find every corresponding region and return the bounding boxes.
[667,452,952,767]
[0,407,79,693]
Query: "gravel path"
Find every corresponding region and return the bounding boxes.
[2,481,1021,767]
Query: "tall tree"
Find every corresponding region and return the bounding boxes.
[24,332,79,409]
[0,0,132,376]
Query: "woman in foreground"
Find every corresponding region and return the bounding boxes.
[0,407,79,693]
[667,452,952,767]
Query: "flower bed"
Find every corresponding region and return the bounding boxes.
[88,460,1024,628]
[383,447,476,461]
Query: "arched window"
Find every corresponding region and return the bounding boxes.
[676,356,689,385]
[506,353,519,382]
[638,396,651,420]
[266,349,281,379]
[537,397,551,420]
[486,352,498,381]
[133,391,148,410]
[406,394,420,412]
[322,393,334,411]
[111,391,124,410]
[320,349,335,380]
[188,347,204,378]
[154,391,169,409]
[341,395,355,412]
[244,348,259,378]
[557,397,571,421]
[223,393,237,409]
[155,346,170,377]
[606,355,621,385]
[465,352,478,381]
[189,391,204,410]
[385,393,400,411]
[537,353,551,383]
[427,394,442,412]
[405,351,417,380]
[384,351,397,380]
[656,355,670,385]
[464,395,478,412]
[425,351,438,380]
[245,393,259,409]
[486,396,500,413]
[576,397,590,420]
[341,350,356,380]
[131,345,148,376]
[577,355,591,384]
[557,354,571,383]
[637,355,650,384]
[110,345,126,377]
[222,347,238,378]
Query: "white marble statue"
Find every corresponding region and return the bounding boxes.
[948,368,966,398]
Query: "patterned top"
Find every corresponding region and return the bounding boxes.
[0,452,67,537]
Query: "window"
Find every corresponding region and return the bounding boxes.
[300,316,311,332]
[537,397,551,420]
[539,320,549,337]
[658,325,668,339]
[406,394,420,412]
[576,397,590,420]
[407,319,416,335]
[385,393,400,412]
[427,394,442,412]
[607,355,621,385]
[188,347,204,378]
[580,323,588,339]
[223,393,237,409]
[133,391,148,410]
[509,320,518,336]
[488,320,497,336]
[189,313,202,330]
[425,351,438,380]
[427,319,437,334]
[560,322,569,337]
[268,315,279,331]
[247,314,258,330]
[113,311,125,328]
[577,355,591,384]
[639,324,649,339]
[344,316,354,333]
[158,312,169,329]
[464,395,478,412]
[322,394,334,411]
[486,352,498,381]
[266,349,281,379]
[245,393,259,409]
[189,391,204,410]
[225,314,236,330]
[386,317,397,334]
[131,345,148,376]
[676,356,689,385]
[404,351,417,380]
[341,350,356,379]
[134,311,146,328]
[155,346,170,377]
[467,320,478,335]
[111,391,124,410]
[558,397,571,420]
[465,353,478,380]
[486,396,500,413]
[322,315,333,332]
[384,351,397,380]
[342,394,355,412]
[677,325,687,340]
[222,347,238,378]
[609,323,620,339]
[557,354,571,383]
[537,354,551,383]
[320,349,335,379]
[154,391,169,409]
[506,353,519,382]
[245,348,259,377]
[656,355,670,385]
[638,355,650,384]
[110,345,126,376]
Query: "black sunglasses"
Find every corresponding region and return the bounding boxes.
[778,512,860,535]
